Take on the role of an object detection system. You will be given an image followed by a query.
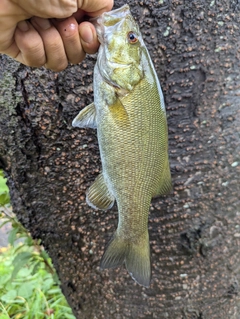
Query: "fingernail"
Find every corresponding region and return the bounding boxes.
[80,25,94,43]
[17,21,29,32]
[33,17,51,30]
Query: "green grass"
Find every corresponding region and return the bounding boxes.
[0,171,76,319]
[0,244,76,319]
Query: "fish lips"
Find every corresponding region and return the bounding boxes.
[90,4,131,45]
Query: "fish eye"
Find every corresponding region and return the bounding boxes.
[127,31,138,44]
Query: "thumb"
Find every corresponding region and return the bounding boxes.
[77,0,113,16]
[9,0,78,18]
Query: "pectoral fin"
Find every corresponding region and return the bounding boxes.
[72,102,97,129]
[86,173,115,210]
[109,98,129,127]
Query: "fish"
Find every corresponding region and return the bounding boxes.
[72,4,171,287]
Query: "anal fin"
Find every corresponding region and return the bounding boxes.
[72,102,97,129]
[86,173,115,210]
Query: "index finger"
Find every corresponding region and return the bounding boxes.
[78,0,114,17]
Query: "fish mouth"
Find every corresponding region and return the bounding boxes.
[101,4,130,18]
[90,4,130,27]
[90,16,104,44]
[90,4,131,44]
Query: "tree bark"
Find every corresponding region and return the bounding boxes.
[0,0,240,318]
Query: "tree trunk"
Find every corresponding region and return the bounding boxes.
[0,0,240,318]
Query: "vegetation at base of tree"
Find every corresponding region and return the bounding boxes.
[0,170,10,206]
[0,170,76,319]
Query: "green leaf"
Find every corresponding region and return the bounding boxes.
[63,313,76,319]
[17,265,33,278]
[12,251,32,267]
[0,193,10,206]
[17,282,35,298]
[8,298,25,304]
[0,170,10,206]
[0,272,12,287]
[47,288,61,295]
[8,227,18,246]
[42,277,54,292]
[40,249,50,261]
[31,261,42,276]
[0,219,11,229]
[0,173,9,194]
[0,289,17,302]
[11,251,32,279]
[52,272,60,285]
[13,243,26,254]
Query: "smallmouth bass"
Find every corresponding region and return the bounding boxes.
[73,4,171,287]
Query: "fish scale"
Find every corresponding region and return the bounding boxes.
[72,4,171,287]
[98,66,163,232]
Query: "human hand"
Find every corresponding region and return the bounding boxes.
[0,0,113,71]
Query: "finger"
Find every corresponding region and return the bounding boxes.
[72,9,86,23]
[31,17,68,72]
[79,21,99,55]
[78,0,114,16]
[52,17,85,65]
[14,20,46,67]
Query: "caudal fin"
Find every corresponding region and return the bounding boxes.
[100,231,151,287]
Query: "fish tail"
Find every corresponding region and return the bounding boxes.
[100,231,151,287]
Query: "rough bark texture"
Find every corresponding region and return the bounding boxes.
[0,0,240,318]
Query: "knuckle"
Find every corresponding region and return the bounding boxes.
[20,36,43,54]
[55,18,78,39]
[30,61,45,68]
[82,42,99,55]
[23,47,46,67]
[47,60,68,72]
[69,52,85,65]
